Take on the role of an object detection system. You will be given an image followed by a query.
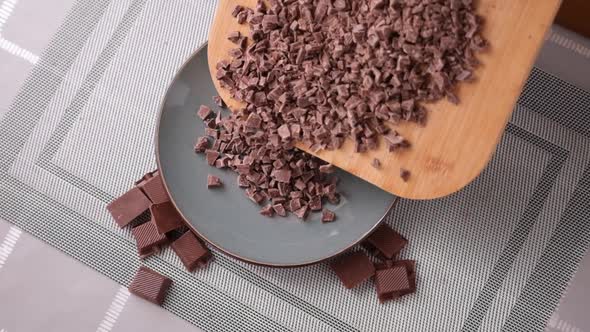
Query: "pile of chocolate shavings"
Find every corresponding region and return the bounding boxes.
[219,0,488,153]
[196,104,339,220]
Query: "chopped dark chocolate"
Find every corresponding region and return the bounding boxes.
[213,95,225,108]
[330,251,375,289]
[128,266,172,305]
[372,158,381,169]
[171,231,210,271]
[207,174,222,188]
[363,224,407,260]
[294,205,309,220]
[107,187,151,228]
[400,168,411,182]
[205,150,219,166]
[194,136,209,153]
[319,164,334,174]
[321,209,336,223]
[214,0,487,157]
[260,204,274,217]
[150,201,184,234]
[272,204,287,217]
[197,105,212,120]
[131,220,168,258]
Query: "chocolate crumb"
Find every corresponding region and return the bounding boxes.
[372,158,381,169]
[400,169,411,182]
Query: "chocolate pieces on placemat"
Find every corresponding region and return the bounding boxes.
[363,224,407,260]
[131,220,168,258]
[171,231,211,272]
[136,170,170,204]
[330,251,375,289]
[106,187,151,228]
[128,266,172,305]
[331,224,416,303]
[150,201,184,234]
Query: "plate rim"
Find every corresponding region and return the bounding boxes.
[154,42,397,267]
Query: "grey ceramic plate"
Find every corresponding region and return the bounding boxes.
[156,44,396,267]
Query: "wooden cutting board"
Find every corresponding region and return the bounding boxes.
[207,0,561,200]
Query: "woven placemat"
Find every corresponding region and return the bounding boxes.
[1,0,589,331]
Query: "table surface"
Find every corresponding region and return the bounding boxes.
[0,0,589,331]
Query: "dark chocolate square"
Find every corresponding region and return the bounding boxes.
[171,231,210,272]
[137,171,170,204]
[363,224,407,259]
[131,220,168,258]
[375,265,411,302]
[150,201,184,234]
[106,187,151,228]
[128,266,172,305]
[330,251,375,289]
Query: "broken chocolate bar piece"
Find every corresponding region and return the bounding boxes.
[136,171,169,205]
[131,220,168,258]
[400,168,411,182]
[374,265,411,303]
[363,224,407,260]
[321,209,336,223]
[330,251,375,289]
[107,187,151,228]
[374,260,417,296]
[171,231,210,272]
[207,174,222,188]
[128,266,172,305]
[150,201,184,234]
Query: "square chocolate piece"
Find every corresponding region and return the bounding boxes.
[131,220,168,258]
[363,224,407,259]
[171,231,210,272]
[107,187,151,228]
[374,265,411,303]
[150,201,184,234]
[375,260,416,296]
[128,266,172,305]
[330,251,375,289]
[136,171,170,204]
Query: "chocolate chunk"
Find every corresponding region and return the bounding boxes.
[131,220,168,258]
[197,105,212,120]
[228,31,241,43]
[205,150,219,166]
[171,231,210,271]
[150,201,183,234]
[271,169,291,183]
[319,164,334,174]
[374,265,411,303]
[136,171,169,205]
[107,187,151,228]
[330,251,375,289]
[260,204,274,217]
[321,209,336,223]
[309,196,322,211]
[213,95,225,108]
[207,174,222,188]
[128,266,172,305]
[400,168,411,182]
[194,136,209,153]
[363,224,407,260]
[272,204,287,217]
[372,158,381,169]
[294,205,309,220]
